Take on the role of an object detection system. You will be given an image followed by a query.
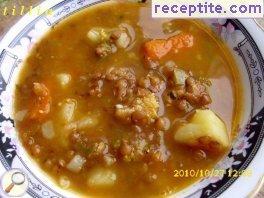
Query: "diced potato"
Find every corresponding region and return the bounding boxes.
[14,110,28,121]
[57,73,71,88]
[65,114,99,131]
[174,109,229,151]
[41,120,55,139]
[66,155,86,173]
[77,116,98,129]
[87,168,117,187]
[173,68,188,86]
[59,99,77,123]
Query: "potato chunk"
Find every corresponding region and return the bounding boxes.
[41,120,55,139]
[87,168,117,187]
[66,155,86,173]
[14,110,28,122]
[59,99,77,123]
[174,109,229,151]
[65,115,99,131]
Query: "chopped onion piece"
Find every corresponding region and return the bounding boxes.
[66,155,86,173]
[57,73,71,87]
[78,117,98,128]
[87,29,100,43]
[116,32,130,49]
[59,176,70,189]
[165,60,176,68]
[41,121,55,139]
[103,154,116,166]
[87,28,111,43]
[88,168,117,187]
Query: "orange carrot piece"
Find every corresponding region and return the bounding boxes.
[143,39,172,60]
[143,33,194,60]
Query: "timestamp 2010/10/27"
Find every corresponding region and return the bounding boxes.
[173,169,252,178]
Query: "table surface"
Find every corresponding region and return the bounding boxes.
[0,1,263,197]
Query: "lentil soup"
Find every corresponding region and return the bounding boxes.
[14,1,242,197]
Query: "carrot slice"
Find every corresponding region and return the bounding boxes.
[144,39,173,60]
[143,33,194,60]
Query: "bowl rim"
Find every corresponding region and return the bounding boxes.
[219,19,264,198]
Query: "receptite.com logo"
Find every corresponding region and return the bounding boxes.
[152,0,263,18]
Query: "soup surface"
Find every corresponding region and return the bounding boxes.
[14,1,242,197]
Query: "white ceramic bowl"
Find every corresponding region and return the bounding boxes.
[0,1,263,197]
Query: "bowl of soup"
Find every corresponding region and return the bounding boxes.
[0,0,263,197]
